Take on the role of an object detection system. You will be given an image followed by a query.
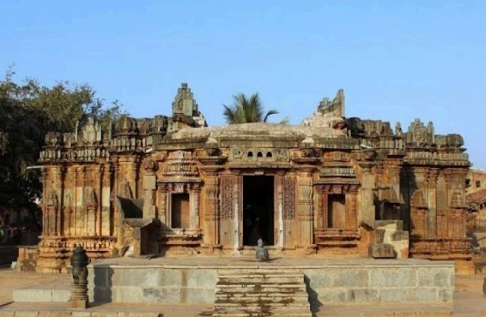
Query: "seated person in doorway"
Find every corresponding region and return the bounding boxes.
[256,238,270,261]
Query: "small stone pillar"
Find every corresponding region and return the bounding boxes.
[358,149,378,227]
[142,159,157,219]
[69,246,89,309]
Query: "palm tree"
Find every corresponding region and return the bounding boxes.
[223,93,279,124]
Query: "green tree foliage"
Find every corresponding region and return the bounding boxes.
[0,68,127,221]
[223,93,280,124]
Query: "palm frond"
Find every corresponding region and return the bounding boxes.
[263,109,279,123]
[223,104,238,124]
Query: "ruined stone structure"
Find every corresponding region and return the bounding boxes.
[35,84,472,273]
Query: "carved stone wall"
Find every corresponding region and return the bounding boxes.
[31,85,472,272]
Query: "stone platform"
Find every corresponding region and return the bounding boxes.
[12,256,454,307]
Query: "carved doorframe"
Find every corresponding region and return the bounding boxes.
[234,170,285,249]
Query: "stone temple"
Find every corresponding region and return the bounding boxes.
[31,83,472,276]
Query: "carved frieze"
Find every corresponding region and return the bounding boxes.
[229,148,289,162]
[320,167,355,177]
[163,150,198,177]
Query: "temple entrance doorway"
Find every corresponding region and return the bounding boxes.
[243,176,274,246]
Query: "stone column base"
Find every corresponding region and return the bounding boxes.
[69,299,88,309]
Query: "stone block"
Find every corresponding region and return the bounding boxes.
[117,313,161,317]
[375,229,386,243]
[315,288,348,304]
[331,269,369,288]
[112,287,143,303]
[51,289,70,302]
[438,289,454,302]
[186,269,217,288]
[416,288,439,302]
[375,220,403,231]
[157,270,182,287]
[370,243,396,258]
[347,288,379,303]
[303,270,333,289]
[13,289,52,302]
[370,268,416,287]
[14,312,39,317]
[391,230,409,241]
[71,312,91,317]
[113,269,158,287]
[38,312,70,317]
[379,288,415,302]
[0,311,14,317]
[184,288,215,304]
[142,287,181,303]
[92,313,118,317]
[418,268,453,287]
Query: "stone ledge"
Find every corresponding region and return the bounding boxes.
[13,289,70,303]
[0,311,162,317]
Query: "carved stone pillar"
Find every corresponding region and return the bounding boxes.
[359,158,377,227]
[130,156,140,199]
[322,185,330,229]
[232,171,242,250]
[142,159,157,219]
[345,185,359,230]
[190,183,201,230]
[202,168,220,247]
[297,168,314,248]
[41,169,48,236]
[314,185,325,231]
[158,183,168,224]
[101,164,111,236]
[82,166,89,237]
[56,165,66,236]
[427,169,439,237]
[275,172,285,247]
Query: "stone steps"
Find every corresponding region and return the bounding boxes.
[213,268,311,317]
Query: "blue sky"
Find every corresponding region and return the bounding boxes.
[1,1,485,167]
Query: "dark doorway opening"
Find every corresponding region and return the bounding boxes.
[243,176,274,246]
[327,194,345,229]
[171,193,190,229]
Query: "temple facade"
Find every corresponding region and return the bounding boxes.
[34,84,472,273]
